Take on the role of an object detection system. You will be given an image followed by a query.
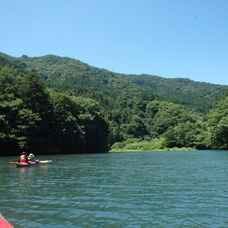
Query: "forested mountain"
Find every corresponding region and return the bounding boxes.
[17,54,227,113]
[0,52,228,155]
[120,74,227,113]
[1,52,227,112]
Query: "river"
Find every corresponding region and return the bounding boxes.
[1,150,228,228]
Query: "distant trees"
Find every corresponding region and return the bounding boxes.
[48,93,84,154]
[144,100,208,149]
[0,94,41,155]
[207,92,228,149]
[162,121,207,149]
[0,66,110,155]
[18,69,52,115]
[146,100,195,135]
[0,66,21,95]
[120,74,227,113]
[72,97,109,153]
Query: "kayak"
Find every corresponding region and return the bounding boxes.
[10,160,52,165]
[0,213,14,228]
[16,161,38,168]
[39,160,52,163]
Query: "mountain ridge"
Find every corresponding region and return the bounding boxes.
[1,52,227,112]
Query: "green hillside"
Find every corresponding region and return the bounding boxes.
[0,52,228,155]
[120,74,227,113]
[1,52,227,113]
[16,54,227,113]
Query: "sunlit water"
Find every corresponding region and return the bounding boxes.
[1,151,228,228]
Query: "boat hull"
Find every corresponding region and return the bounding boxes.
[16,161,38,168]
[0,213,14,228]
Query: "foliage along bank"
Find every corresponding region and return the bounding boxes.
[0,64,109,155]
[0,53,228,155]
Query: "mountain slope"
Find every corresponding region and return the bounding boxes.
[18,54,158,110]
[119,74,227,112]
[1,52,227,112]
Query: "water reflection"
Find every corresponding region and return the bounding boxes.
[18,167,27,175]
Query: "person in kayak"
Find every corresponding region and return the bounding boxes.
[28,153,38,163]
[18,152,29,163]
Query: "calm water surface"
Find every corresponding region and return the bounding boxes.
[1,150,228,228]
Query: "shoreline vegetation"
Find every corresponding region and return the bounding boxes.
[109,147,196,152]
[0,53,228,156]
[109,138,197,152]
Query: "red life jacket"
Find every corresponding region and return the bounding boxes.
[19,158,27,163]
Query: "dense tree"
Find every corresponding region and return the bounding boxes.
[0,66,21,95]
[72,96,110,153]
[17,69,55,154]
[0,64,110,155]
[162,121,207,149]
[18,69,52,115]
[0,94,40,155]
[145,100,196,135]
[207,92,228,149]
[50,92,85,153]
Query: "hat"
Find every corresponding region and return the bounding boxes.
[22,152,27,155]
[29,153,34,157]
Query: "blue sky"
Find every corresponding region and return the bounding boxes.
[1,0,228,85]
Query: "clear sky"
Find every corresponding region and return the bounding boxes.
[1,0,228,85]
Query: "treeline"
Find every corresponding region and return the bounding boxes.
[120,74,227,113]
[0,53,228,155]
[108,94,228,151]
[0,63,109,155]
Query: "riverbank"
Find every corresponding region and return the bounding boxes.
[110,137,196,152]
[109,147,196,152]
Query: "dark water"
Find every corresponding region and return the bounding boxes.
[1,150,228,228]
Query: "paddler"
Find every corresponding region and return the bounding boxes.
[28,153,38,163]
[17,152,29,163]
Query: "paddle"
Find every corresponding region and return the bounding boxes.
[39,160,52,163]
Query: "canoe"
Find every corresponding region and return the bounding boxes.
[16,161,38,168]
[0,213,14,228]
